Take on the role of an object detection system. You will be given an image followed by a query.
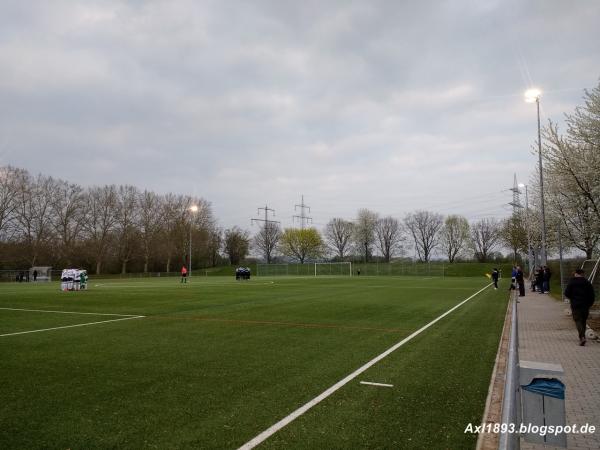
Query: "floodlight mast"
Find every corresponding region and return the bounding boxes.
[189,205,199,278]
[525,88,547,266]
[518,183,533,274]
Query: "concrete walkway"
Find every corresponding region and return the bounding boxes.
[518,289,600,450]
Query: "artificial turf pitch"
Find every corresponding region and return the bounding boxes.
[0,276,508,449]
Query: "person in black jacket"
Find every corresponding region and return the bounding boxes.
[564,269,596,346]
[491,268,499,289]
[543,266,552,293]
[516,266,525,297]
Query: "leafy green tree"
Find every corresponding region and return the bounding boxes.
[499,215,527,261]
[279,228,324,263]
[440,215,470,263]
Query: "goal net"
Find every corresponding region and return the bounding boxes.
[314,262,352,276]
[255,262,352,277]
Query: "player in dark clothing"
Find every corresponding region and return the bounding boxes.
[564,269,596,346]
[491,268,499,289]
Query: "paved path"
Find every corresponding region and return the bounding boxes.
[518,289,600,450]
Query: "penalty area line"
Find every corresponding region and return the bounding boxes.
[237,283,493,450]
[0,315,145,337]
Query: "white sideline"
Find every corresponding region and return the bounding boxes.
[237,283,493,450]
[0,307,140,317]
[0,315,145,337]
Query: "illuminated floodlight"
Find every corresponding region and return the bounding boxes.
[524,88,541,103]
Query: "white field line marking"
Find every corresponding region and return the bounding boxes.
[360,381,394,388]
[0,315,145,337]
[238,283,493,450]
[0,307,140,317]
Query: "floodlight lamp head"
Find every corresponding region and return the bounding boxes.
[190,205,199,213]
[518,183,525,188]
[524,88,541,103]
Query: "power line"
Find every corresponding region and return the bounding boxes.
[251,204,280,230]
[293,195,312,229]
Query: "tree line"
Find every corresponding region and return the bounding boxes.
[0,170,220,273]
[1,80,598,272]
[0,166,518,271]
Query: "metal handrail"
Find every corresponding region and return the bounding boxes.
[498,292,520,450]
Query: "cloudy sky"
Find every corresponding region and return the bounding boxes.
[1,0,599,230]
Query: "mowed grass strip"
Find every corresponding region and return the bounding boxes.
[0,276,506,449]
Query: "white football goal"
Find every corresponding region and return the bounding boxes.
[256,262,352,277]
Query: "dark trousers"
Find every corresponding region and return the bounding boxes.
[518,282,525,296]
[493,279,498,288]
[572,307,589,339]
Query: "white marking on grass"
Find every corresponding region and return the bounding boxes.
[237,283,493,450]
[0,315,145,337]
[0,307,140,317]
[360,381,394,388]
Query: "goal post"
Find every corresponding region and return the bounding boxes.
[314,262,352,276]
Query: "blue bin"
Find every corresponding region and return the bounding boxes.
[522,378,565,399]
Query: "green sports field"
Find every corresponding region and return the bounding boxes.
[0,276,508,449]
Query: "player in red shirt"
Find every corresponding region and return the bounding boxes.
[181,266,188,283]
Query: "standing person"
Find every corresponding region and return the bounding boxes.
[543,266,552,294]
[491,268,499,289]
[516,266,525,297]
[33,269,38,282]
[564,269,595,346]
[180,265,188,283]
[536,267,545,293]
[509,265,517,291]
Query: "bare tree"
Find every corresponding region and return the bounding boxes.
[324,218,354,260]
[159,194,187,272]
[375,216,403,262]
[115,185,139,274]
[188,197,216,269]
[14,173,55,266]
[138,190,163,273]
[50,179,85,265]
[353,209,378,262]
[206,227,223,267]
[253,221,281,263]
[471,218,501,262]
[0,165,25,240]
[440,215,470,263]
[404,210,443,262]
[83,185,118,274]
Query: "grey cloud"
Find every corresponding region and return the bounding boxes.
[1,0,599,230]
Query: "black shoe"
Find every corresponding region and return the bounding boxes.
[579,337,586,346]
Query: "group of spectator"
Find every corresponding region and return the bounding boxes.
[15,270,38,282]
[532,266,552,294]
[502,263,595,347]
